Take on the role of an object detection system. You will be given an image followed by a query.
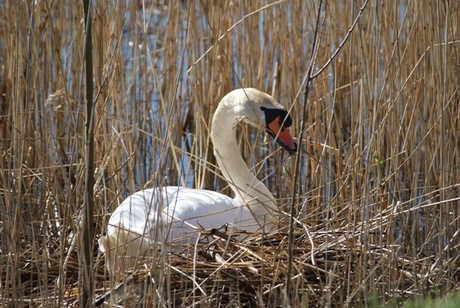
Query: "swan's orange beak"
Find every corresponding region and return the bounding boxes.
[267,117,297,155]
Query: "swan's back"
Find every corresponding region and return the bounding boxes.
[99,186,257,274]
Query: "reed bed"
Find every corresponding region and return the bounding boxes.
[1,0,460,307]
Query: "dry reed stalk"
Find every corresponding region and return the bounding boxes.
[0,0,459,307]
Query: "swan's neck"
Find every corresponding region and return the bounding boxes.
[211,105,278,227]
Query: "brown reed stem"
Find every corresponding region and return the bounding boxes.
[285,1,324,303]
[81,0,95,306]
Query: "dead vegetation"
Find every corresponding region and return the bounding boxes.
[1,0,460,307]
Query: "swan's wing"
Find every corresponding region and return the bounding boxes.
[106,188,163,237]
[101,188,167,273]
[164,188,259,237]
[100,187,259,273]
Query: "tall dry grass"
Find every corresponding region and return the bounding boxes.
[0,0,459,306]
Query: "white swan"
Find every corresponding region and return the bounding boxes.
[99,88,297,274]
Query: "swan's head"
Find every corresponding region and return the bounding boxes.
[230,88,298,155]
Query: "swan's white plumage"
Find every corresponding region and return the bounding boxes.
[99,88,296,274]
[106,187,258,243]
[99,187,258,274]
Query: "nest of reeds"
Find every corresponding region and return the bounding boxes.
[95,230,315,307]
[93,202,441,307]
[3,199,458,307]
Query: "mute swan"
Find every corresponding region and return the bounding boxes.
[99,88,297,274]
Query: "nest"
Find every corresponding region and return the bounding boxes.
[4,204,458,307]
[93,206,435,307]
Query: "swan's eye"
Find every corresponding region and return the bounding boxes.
[261,106,292,128]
